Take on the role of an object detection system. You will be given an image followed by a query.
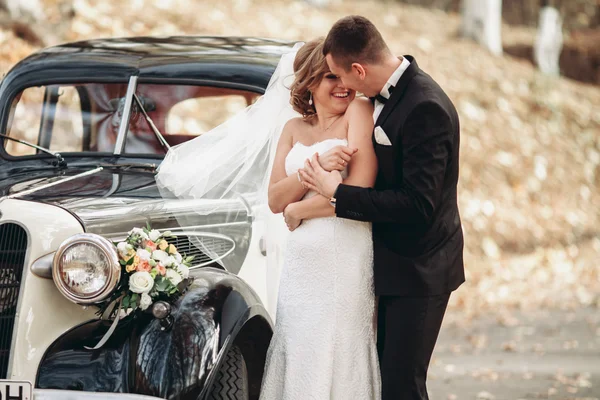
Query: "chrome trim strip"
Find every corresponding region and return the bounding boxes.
[103,222,248,241]
[31,252,54,279]
[0,167,104,201]
[114,75,138,155]
[103,174,121,198]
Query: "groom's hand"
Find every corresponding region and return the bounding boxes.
[300,153,342,198]
[318,146,357,172]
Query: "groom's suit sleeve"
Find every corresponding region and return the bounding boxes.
[335,101,453,225]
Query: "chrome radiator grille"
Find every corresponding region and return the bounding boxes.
[171,233,235,267]
[0,223,27,378]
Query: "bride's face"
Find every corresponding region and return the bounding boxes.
[311,71,356,115]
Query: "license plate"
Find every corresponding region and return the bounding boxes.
[0,380,32,400]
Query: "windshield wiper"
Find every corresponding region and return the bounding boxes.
[0,133,67,167]
[133,93,171,153]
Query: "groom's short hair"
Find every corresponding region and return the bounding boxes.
[323,15,390,71]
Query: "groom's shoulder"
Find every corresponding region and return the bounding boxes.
[406,71,455,111]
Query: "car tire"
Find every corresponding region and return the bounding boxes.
[208,345,249,400]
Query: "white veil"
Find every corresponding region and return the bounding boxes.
[156,42,304,317]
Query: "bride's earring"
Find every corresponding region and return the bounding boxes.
[308,92,313,106]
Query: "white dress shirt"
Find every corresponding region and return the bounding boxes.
[373,57,411,122]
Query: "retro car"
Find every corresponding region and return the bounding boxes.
[0,35,292,400]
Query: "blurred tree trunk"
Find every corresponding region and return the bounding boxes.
[460,0,503,56]
[534,1,563,75]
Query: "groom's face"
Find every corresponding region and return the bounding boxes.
[325,54,366,95]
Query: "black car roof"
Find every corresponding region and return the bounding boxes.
[1,36,296,92]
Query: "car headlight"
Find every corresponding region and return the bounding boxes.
[52,233,120,304]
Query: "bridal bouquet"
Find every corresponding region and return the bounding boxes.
[97,225,194,317]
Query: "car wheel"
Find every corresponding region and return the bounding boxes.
[208,345,249,400]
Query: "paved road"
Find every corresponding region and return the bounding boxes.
[429,307,600,399]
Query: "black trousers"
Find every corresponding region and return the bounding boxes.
[377,293,450,400]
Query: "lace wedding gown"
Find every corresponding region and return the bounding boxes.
[259,138,381,400]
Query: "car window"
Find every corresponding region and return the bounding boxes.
[4,87,44,156]
[4,83,130,156]
[123,84,261,154]
[48,86,84,153]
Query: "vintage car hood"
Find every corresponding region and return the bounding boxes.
[0,165,256,272]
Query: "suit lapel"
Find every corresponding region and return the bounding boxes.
[375,55,419,128]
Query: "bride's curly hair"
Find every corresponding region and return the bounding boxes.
[290,38,329,121]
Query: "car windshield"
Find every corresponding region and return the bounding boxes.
[3,82,261,157]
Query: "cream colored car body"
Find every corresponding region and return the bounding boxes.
[1,197,276,383]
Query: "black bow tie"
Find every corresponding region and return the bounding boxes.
[369,85,395,104]
[370,94,388,104]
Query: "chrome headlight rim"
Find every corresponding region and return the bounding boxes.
[52,233,121,304]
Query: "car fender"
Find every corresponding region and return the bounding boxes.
[35,267,273,399]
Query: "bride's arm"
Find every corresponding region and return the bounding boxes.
[268,119,309,214]
[286,99,377,222]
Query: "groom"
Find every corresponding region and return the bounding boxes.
[300,15,465,399]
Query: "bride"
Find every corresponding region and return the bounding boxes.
[156,39,381,399]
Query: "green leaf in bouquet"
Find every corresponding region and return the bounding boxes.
[130,301,137,310]
[154,277,170,292]
[150,269,158,279]
[185,256,195,263]
[126,256,135,266]
[131,293,139,303]
[119,259,127,266]
[146,221,152,232]
[122,296,130,309]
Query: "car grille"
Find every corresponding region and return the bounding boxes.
[0,223,27,378]
[170,233,235,267]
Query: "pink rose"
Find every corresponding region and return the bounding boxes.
[146,240,158,251]
[136,260,152,272]
[155,265,167,276]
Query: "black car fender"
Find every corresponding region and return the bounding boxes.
[35,267,273,400]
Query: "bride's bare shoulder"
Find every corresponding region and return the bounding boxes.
[283,117,307,131]
[282,117,312,142]
[346,97,374,117]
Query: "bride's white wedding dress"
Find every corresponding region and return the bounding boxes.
[259,138,381,400]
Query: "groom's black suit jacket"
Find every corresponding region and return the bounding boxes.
[335,56,465,296]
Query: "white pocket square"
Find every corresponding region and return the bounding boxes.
[374,126,392,146]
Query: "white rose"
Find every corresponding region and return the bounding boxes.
[136,248,151,261]
[151,250,169,263]
[129,271,154,294]
[117,242,132,257]
[165,256,177,267]
[177,264,190,279]
[140,293,153,310]
[129,227,149,240]
[166,269,182,286]
[174,253,182,263]
[148,229,161,242]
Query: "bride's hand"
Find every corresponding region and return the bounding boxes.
[318,146,357,171]
[283,203,302,231]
